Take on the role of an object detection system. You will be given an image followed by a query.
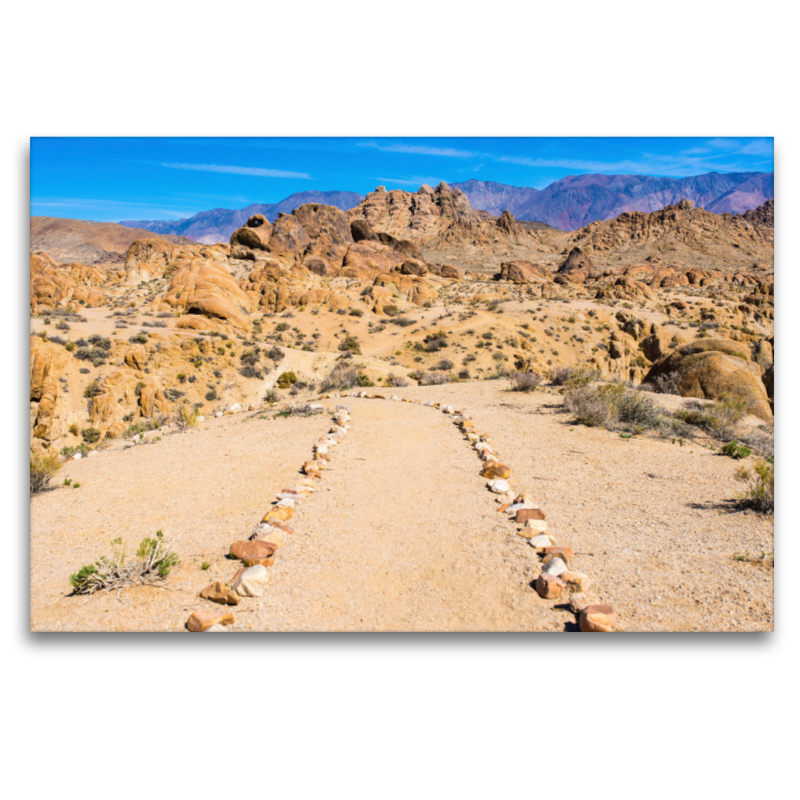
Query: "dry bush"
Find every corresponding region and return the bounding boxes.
[510,371,544,392]
[320,362,364,391]
[30,452,61,496]
[735,459,774,514]
[564,383,673,434]
[650,371,682,395]
[550,365,601,387]
[674,395,748,441]
[420,371,450,385]
[385,373,410,387]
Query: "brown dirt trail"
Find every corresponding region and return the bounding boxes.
[247,399,555,632]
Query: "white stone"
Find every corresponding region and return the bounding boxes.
[309,403,323,410]
[507,502,535,514]
[229,403,242,412]
[276,498,296,509]
[528,534,556,549]
[215,411,223,418]
[197,415,205,422]
[233,565,269,597]
[542,557,568,577]
[488,479,510,494]
[72,452,83,459]
[524,519,548,532]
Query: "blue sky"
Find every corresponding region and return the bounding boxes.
[30,137,774,222]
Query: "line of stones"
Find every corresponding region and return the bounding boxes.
[327,389,619,633]
[186,405,351,632]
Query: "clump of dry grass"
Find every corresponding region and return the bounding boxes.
[735,458,774,514]
[30,452,61,496]
[69,531,179,597]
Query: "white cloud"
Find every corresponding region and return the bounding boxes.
[161,162,311,179]
[360,142,479,159]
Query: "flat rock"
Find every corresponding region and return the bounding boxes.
[579,604,618,632]
[199,581,239,606]
[187,610,234,632]
[488,479,510,494]
[543,547,574,565]
[542,557,568,576]
[230,540,276,564]
[528,534,556,550]
[516,508,546,524]
[535,573,566,599]
[233,564,269,597]
[561,571,593,593]
[569,593,590,614]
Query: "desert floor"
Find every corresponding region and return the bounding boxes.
[30,382,773,632]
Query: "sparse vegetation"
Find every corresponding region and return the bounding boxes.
[510,371,544,392]
[735,458,774,514]
[69,531,180,596]
[277,371,298,389]
[320,363,364,392]
[30,452,61,495]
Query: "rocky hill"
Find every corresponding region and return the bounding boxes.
[564,198,774,266]
[741,198,774,228]
[121,190,364,244]
[30,217,194,264]
[454,172,773,230]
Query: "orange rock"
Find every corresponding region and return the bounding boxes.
[261,506,293,524]
[187,610,234,632]
[579,604,618,632]
[480,463,511,480]
[535,573,565,599]
[515,508,546,524]
[543,547,574,565]
[199,581,239,606]
[229,540,276,562]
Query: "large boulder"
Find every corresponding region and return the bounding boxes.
[595,277,655,302]
[164,260,254,330]
[342,241,404,279]
[267,214,311,257]
[645,337,772,420]
[230,214,272,251]
[494,260,552,284]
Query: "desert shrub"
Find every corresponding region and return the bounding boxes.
[69,531,179,595]
[263,389,279,406]
[48,335,66,345]
[650,371,682,395]
[422,332,448,352]
[738,425,774,459]
[277,371,297,389]
[275,322,290,332]
[383,305,399,317]
[722,440,752,460]
[338,335,361,354]
[735,459,774,514]
[564,383,667,434]
[320,363,364,391]
[458,369,471,380]
[205,389,218,401]
[385,373,410,387]
[510,371,544,392]
[349,308,364,317]
[674,395,748,440]
[420,371,450,385]
[388,316,414,327]
[30,452,61,496]
[433,358,454,371]
[551,365,600,387]
[175,406,199,429]
[81,427,101,444]
[240,366,264,379]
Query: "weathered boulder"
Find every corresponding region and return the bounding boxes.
[645,337,772,420]
[230,214,273,251]
[494,260,552,284]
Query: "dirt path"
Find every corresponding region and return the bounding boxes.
[246,399,558,632]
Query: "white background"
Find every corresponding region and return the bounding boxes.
[3,2,795,798]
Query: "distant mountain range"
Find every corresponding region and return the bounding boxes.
[452,172,774,230]
[119,172,773,241]
[120,190,364,244]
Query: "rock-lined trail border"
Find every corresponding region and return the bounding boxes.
[187,393,618,633]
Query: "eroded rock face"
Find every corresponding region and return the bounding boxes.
[163,260,254,330]
[494,260,552,284]
[343,241,404,279]
[595,277,655,302]
[230,214,273,251]
[645,337,772,420]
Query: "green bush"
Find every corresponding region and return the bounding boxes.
[81,427,101,444]
[277,371,297,389]
[69,531,180,595]
[674,395,748,440]
[338,335,361,354]
[722,440,752,460]
[735,459,774,514]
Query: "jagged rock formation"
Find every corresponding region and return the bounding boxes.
[30,252,107,313]
[346,183,537,248]
[741,199,774,228]
[565,199,774,266]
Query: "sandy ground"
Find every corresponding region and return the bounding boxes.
[30,382,773,632]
